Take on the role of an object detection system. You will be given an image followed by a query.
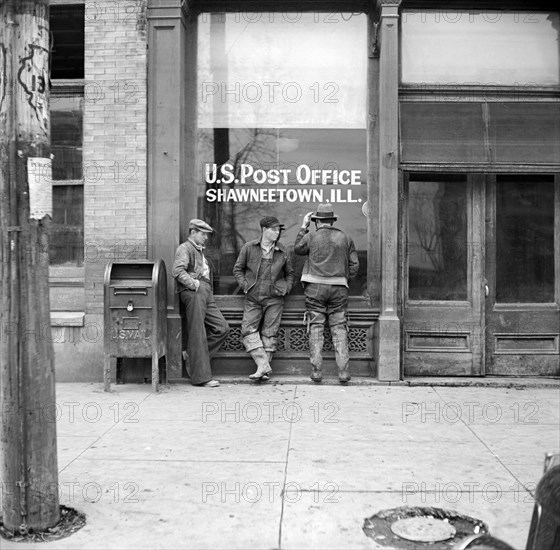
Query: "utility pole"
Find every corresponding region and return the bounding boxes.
[0,0,60,532]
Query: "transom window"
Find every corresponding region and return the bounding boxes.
[402,10,560,86]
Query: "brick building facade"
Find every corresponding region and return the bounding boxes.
[51,0,149,380]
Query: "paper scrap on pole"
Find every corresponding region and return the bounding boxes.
[27,157,52,219]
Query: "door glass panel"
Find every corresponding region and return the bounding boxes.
[402,10,560,85]
[408,175,468,301]
[496,176,555,303]
[197,13,368,296]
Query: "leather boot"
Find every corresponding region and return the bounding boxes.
[248,347,272,379]
[331,325,351,383]
[309,324,324,383]
[261,351,273,380]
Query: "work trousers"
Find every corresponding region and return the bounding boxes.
[179,281,230,385]
[241,294,284,352]
[304,283,349,373]
[241,258,284,353]
[304,283,348,328]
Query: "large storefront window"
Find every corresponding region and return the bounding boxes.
[197,13,368,296]
[402,10,560,86]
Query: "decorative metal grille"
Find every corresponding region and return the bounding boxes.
[219,327,245,352]
[219,326,369,354]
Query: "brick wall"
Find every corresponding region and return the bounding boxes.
[83,0,148,315]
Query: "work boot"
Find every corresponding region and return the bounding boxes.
[309,324,324,383]
[331,324,351,384]
[261,351,273,381]
[248,347,272,380]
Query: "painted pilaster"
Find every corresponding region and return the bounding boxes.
[376,0,401,381]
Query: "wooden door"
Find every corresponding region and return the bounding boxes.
[485,174,560,376]
[402,173,485,376]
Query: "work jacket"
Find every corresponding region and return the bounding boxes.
[233,240,295,297]
[294,226,359,282]
[172,239,213,292]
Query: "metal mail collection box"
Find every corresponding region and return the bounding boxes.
[103,260,167,392]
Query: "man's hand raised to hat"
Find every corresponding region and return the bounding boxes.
[302,211,314,229]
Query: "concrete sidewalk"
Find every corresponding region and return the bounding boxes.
[1,380,559,549]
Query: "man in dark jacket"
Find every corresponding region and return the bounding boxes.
[233,216,295,380]
[172,219,230,387]
[294,204,359,384]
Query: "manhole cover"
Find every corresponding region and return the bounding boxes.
[391,517,456,542]
[363,506,488,549]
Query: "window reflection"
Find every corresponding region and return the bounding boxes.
[51,96,83,180]
[49,186,84,266]
[408,175,468,301]
[50,95,84,266]
[198,128,367,295]
[496,176,555,303]
[198,13,367,296]
[199,12,366,129]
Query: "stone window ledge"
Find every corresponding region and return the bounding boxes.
[50,312,85,327]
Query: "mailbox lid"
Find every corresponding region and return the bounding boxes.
[109,262,154,283]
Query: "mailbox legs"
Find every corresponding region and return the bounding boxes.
[104,355,112,392]
[104,354,166,393]
[152,352,159,393]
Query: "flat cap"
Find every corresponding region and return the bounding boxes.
[260,216,285,229]
[188,219,214,233]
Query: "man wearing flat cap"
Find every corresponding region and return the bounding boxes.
[233,216,295,380]
[172,219,230,387]
[294,204,359,384]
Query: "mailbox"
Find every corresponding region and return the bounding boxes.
[104,260,167,392]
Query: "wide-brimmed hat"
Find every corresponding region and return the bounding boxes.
[188,219,214,233]
[310,203,337,221]
[260,216,285,229]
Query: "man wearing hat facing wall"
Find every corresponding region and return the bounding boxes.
[172,219,230,387]
[233,216,295,380]
[294,204,359,384]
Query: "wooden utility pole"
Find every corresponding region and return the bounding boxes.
[0,0,60,532]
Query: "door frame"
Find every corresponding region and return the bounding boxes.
[400,171,485,376]
[484,173,560,376]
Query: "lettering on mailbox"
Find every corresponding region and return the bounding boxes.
[112,329,144,340]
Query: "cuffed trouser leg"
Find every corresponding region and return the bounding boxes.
[242,332,264,353]
[242,295,282,377]
[260,298,283,351]
[241,332,272,379]
[261,335,276,353]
